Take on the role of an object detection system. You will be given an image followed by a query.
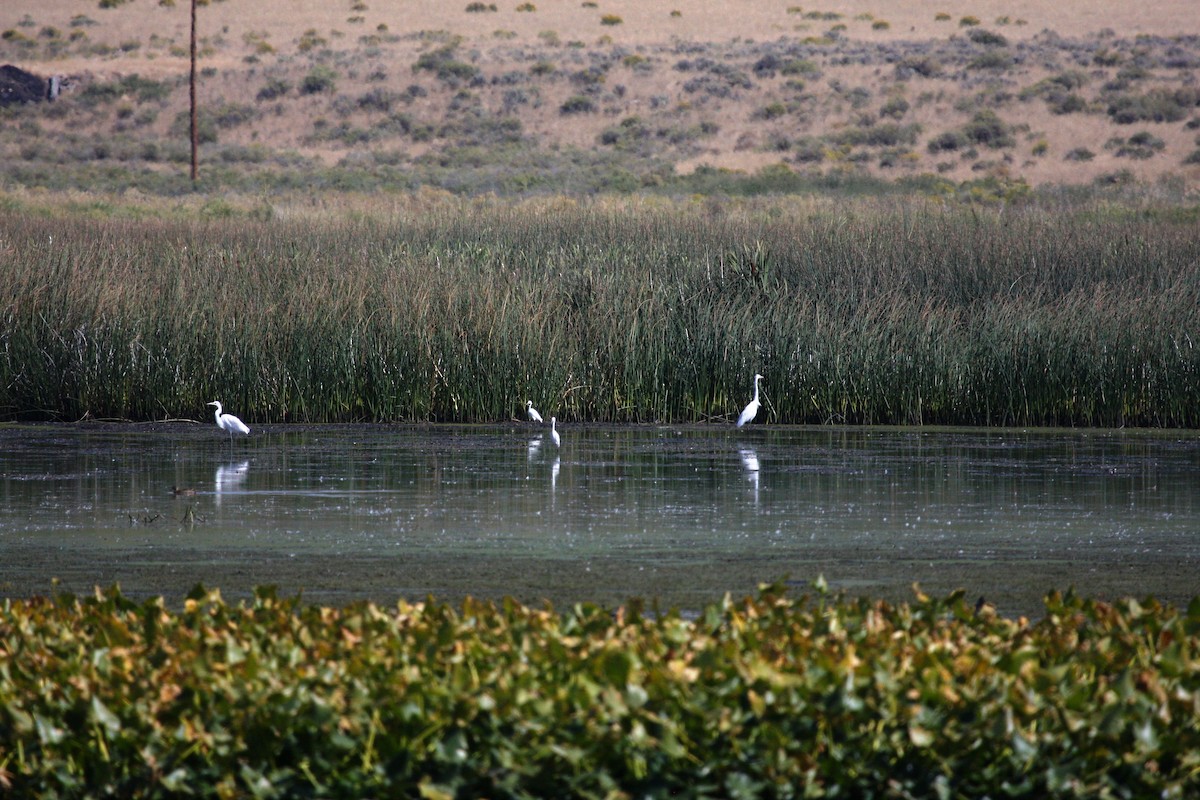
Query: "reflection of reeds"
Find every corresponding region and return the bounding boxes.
[1,198,1197,426]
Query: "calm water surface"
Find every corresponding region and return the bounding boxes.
[1,423,1197,617]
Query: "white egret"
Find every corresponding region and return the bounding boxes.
[208,401,250,444]
[525,400,543,423]
[736,373,764,427]
[550,416,561,447]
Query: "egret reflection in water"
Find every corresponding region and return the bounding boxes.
[740,448,760,505]
[215,460,250,505]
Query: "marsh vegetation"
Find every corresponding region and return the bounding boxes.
[2,194,1197,427]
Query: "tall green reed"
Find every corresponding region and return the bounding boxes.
[1,196,1197,426]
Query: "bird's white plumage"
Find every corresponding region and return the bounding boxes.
[526,400,543,423]
[736,374,763,427]
[550,416,561,447]
[208,401,250,440]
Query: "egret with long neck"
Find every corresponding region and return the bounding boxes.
[736,374,764,427]
[208,401,250,445]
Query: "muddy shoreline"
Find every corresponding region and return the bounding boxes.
[7,538,1195,620]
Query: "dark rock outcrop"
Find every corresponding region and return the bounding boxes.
[0,64,49,106]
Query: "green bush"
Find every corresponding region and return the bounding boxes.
[962,110,1014,148]
[968,49,1013,70]
[0,584,1197,797]
[966,28,1008,46]
[413,45,479,83]
[927,130,968,152]
[559,95,595,114]
[255,77,290,101]
[880,95,909,119]
[301,65,339,94]
[1107,88,1199,124]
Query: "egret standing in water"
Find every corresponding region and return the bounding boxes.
[549,416,561,447]
[208,401,250,445]
[736,373,764,427]
[525,400,544,423]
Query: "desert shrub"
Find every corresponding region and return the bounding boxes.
[465,2,497,11]
[357,88,399,112]
[780,58,819,76]
[560,95,595,114]
[623,54,651,72]
[963,110,1014,148]
[969,50,1014,70]
[1065,147,1095,161]
[880,95,909,119]
[1113,131,1166,159]
[872,20,890,30]
[301,65,338,94]
[793,137,825,162]
[897,55,942,78]
[570,66,607,87]
[752,54,783,77]
[928,130,969,152]
[829,122,921,147]
[212,103,256,128]
[1049,93,1088,114]
[1021,71,1090,114]
[755,101,788,120]
[256,78,290,101]
[959,15,980,26]
[414,46,479,83]
[1184,149,1200,164]
[78,74,170,106]
[967,28,1008,46]
[297,28,327,53]
[516,2,536,10]
[599,115,649,148]
[1107,89,1199,124]
[600,14,622,25]
[217,144,271,164]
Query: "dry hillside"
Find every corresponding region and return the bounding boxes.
[2,0,1199,195]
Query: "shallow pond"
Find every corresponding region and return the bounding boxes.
[2,422,1198,617]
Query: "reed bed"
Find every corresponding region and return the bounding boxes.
[1,195,1197,426]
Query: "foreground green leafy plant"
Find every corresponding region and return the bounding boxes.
[0,583,1197,798]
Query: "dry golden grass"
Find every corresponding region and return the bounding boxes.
[3,0,1199,192]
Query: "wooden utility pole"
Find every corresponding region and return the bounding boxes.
[189,0,198,182]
